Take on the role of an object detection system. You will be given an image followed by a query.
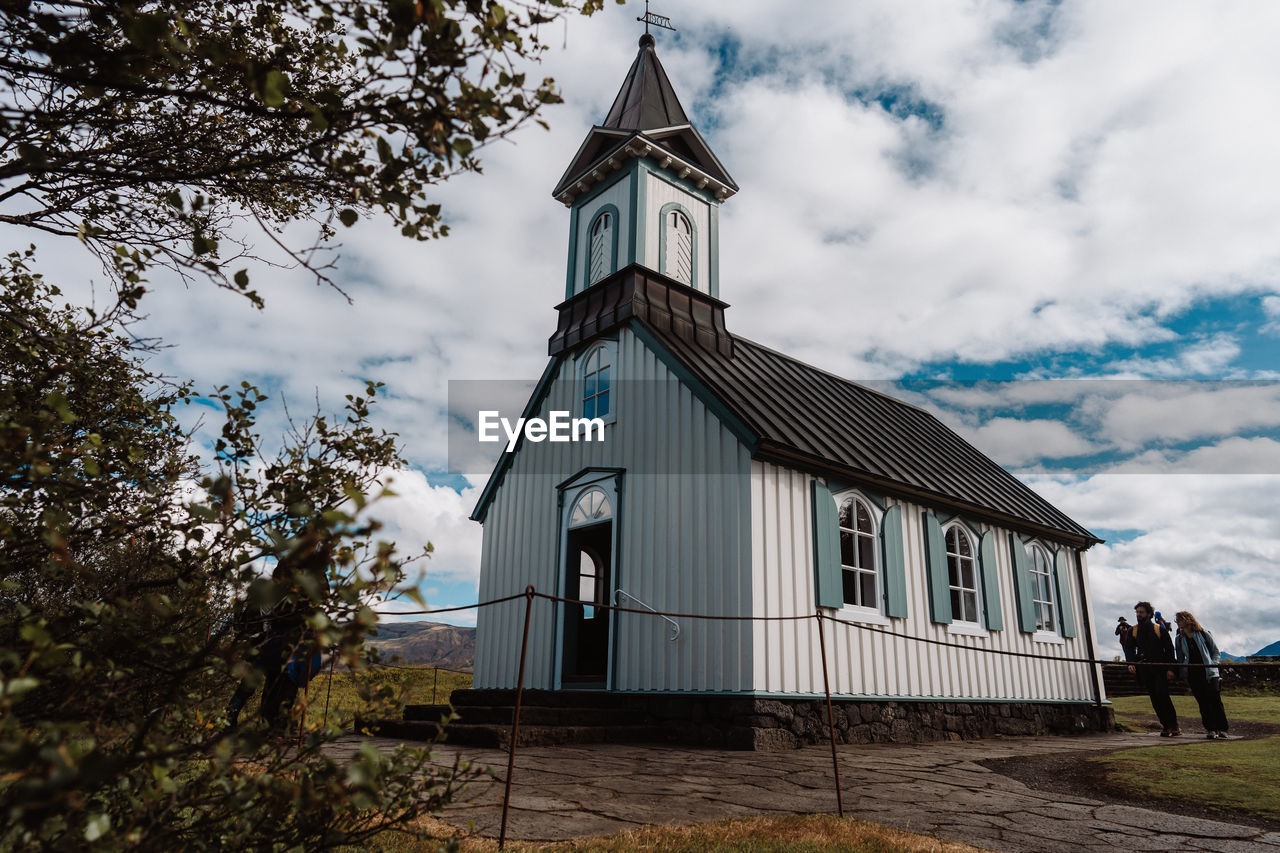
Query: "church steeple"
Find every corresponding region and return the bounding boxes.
[555,33,736,301]
[601,32,689,131]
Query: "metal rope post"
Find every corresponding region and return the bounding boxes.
[498,585,536,850]
[815,610,844,818]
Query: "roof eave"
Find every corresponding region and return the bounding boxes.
[553,131,739,206]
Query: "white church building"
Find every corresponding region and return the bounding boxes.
[462,32,1110,749]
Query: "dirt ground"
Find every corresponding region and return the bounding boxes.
[981,714,1280,833]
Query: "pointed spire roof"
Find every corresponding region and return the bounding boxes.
[552,33,737,204]
[602,33,690,131]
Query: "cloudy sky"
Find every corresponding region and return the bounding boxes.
[22,1,1280,656]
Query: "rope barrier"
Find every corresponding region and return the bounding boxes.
[530,589,816,622]
[337,586,1272,848]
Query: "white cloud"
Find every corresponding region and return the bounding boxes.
[1028,472,1280,655]
[1264,295,1280,335]
[1098,384,1280,451]
[1102,334,1242,379]
[7,2,1280,640]
[961,417,1097,465]
[371,469,484,585]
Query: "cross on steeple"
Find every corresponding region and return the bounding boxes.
[637,0,676,37]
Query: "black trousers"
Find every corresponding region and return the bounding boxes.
[1188,670,1229,733]
[1138,667,1179,731]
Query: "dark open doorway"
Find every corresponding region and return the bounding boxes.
[561,520,611,685]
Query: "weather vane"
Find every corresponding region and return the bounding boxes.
[637,0,676,35]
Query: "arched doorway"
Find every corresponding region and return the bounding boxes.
[561,485,613,685]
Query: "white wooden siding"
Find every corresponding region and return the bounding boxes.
[643,172,709,292]
[749,461,1095,702]
[572,176,630,295]
[474,329,753,691]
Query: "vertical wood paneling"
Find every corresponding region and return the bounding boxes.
[748,462,1095,702]
[644,173,710,291]
[473,329,753,692]
[573,177,630,295]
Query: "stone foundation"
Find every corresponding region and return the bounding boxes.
[415,689,1114,751]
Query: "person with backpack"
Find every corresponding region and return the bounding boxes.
[1125,600,1180,736]
[1175,610,1230,739]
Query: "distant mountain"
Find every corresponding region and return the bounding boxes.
[368,621,475,671]
[1251,640,1280,659]
[1220,652,1245,662]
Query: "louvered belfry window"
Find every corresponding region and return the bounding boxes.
[589,211,612,285]
[665,210,692,284]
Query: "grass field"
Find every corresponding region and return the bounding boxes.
[368,814,988,853]
[1095,693,1280,820]
[297,665,473,729]
[1108,694,1280,729]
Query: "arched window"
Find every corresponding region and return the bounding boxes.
[567,486,612,618]
[945,524,981,623]
[588,210,613,285]
[838,496,879,608]
[663,209,692,285]
[581,344,611,420]
[1028,544,1057,632]
[568,486,612,527]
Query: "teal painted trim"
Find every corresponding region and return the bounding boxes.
[811,479,844,609]
[708,203,719,299]
[583,204,621,291]
[657,201,699,289]
[979,530,1004,631]
[574,339,618,425]
[882,504,908,618]
[1054,549,1077,638]
[1008,533,1038,633]
[564,205,580,300]
[923,512,952,624]
[470,357,563,523]
[629,160,645,266]
[608,471,626,691]
[627,321,758,452]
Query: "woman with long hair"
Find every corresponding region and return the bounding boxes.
[1174,610,1230,739]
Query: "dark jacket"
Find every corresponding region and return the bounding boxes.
[1124,620,1175,667]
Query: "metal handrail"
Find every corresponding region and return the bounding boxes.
[614,588,680,641]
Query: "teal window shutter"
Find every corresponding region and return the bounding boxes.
[922,512,951,624]
[1008,534,1037,633]
[810,480,844,609]
[1053,549,1078,638]
[978,531,1003,631]
[882,505,908,618]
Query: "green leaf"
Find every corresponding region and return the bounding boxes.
[338,208,359,227]
[84,813,111,842]
[262,70,288,107]
[1,677,41,699]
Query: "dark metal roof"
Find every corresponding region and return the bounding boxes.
[536,266,1098,545]
[603,34,690,131]
[552,35,737,202]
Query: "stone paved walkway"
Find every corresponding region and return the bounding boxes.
[328,732,1280,852]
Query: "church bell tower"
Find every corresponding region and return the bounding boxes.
[552,32,738,301]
